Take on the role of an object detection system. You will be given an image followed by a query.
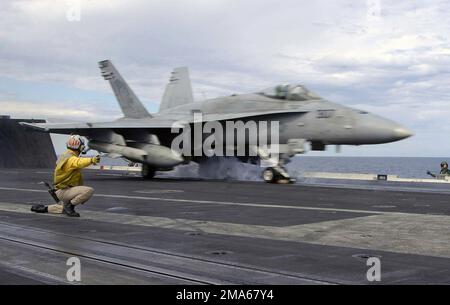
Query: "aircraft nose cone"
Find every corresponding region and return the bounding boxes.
[392,126,413,140]
[356,113,414,144]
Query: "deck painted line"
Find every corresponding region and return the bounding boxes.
[0,260,73,285]
[0,186,402,215]
[134,190,185,194]
[298,181,450,195]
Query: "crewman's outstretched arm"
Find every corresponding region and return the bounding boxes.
[67,156,97,169]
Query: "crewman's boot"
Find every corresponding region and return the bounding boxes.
[31,204,48,213]
[63,202,80,217]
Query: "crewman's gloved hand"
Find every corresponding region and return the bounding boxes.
[91,155,101,165]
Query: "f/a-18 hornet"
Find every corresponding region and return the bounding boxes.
[22,60,413,183]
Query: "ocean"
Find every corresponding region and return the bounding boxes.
[99,156,450,180]
[287,157,450,179]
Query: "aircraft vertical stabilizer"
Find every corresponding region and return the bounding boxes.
[98,60,152,119]
[159,67,194,112]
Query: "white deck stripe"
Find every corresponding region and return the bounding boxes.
[0,186,410,216]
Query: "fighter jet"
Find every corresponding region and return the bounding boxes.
[22,60,413,183]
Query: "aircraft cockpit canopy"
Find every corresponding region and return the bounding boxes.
[259,84,321,101]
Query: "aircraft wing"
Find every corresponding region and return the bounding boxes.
[20,109,307,135]
[20,118,185,135]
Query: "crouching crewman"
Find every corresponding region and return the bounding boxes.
[31,135,100,217]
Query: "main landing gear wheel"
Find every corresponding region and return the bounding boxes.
[142,164,155,179]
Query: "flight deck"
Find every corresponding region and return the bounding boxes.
[0,168,449,284]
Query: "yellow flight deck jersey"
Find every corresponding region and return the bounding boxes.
[53,150,95,190]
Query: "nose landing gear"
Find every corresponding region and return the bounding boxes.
[253,145,297,184]
[262,166,295,184]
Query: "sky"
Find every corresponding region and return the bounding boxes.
[1,0,449,156]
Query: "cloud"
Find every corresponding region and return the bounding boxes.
[0,100,120,121]
[1,0,450,156]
